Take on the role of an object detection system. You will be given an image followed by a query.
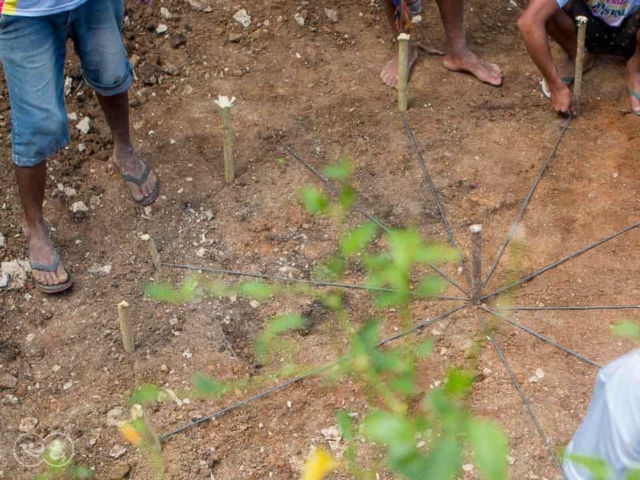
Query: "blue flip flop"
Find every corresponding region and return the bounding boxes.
[30,252,74,295]
[627,89,640,116]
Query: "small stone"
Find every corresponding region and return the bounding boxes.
[462,464,474,472]
[506,455,516,466]
[229,32,245,43]
[0,272,9,289]
[170,33,187,48]
[482,367,492,376]
[233,8,251,27]
[2,394,19,405]
[77,143,86,153]
[439,347,448,356]
[161,63,180,76]
[0,373,18,389]
[529,375,539,384]
[19,417,38,433]
[76,117,91,134]
[324,8,339,23]
[159,364,169,373]
[63,381,73,391]
[106,407,126,427]
[0,232,4,248]
[52,365,61,373]
[320,425,342,452]
[70,201,89,214]
[287,401,292,409]
[196,248,206,258]
[160,7,171,19]
[67,112,78,121]
[64,77,73,96]
[138,233,151,242]
[186,0,211,12]
[250,300,260,309]
[182,349,193,359]
[535,368,545,380]
[106,462,130,480]
[109,445,127,459]
[143,206,152,216]
[294,12,305,26]
[156,23,168,34]
[204,211,214,221]
[64,187,77,197]
[88,429,101,446]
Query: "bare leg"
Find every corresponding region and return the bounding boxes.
[546,8,593,81]
[626,29,640,113]
[381,0,419,88]
[97,92,158,202]
[437,0,503,86]
[15,162,70,287]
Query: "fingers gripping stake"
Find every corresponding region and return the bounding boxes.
[397,33,411,111]
[215,96,236,183]
[574,16,588,115]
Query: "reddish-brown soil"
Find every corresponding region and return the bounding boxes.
[1,0,639,479]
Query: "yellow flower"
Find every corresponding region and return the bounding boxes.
[119,422,142,446]
[301,449,336,480]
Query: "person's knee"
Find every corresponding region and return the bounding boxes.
[83,59,132,97]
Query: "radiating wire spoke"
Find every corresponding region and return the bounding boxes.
[401,112,472,288]
[159,305,467,442]
[480,306,601,368]
[478,316,566,478]
[495,305,640,312]
[481,220,640,301]
[482,116,572,290]
[285,147,469,297]
[161,262,468,301]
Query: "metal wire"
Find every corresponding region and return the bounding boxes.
[478,316,566,478]
[482,116,573,290]
[158,305,467,442]
[161,262,467,301]
[480,306,601,368]
[284,147,469,297]
[495,305,640,312]
[481,220,640,301]
[400,112,472,288]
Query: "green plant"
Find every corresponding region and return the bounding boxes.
[129,158,508,479]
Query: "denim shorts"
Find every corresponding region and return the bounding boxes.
[0,0,133,167]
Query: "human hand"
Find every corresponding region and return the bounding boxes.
[549,83,575,116]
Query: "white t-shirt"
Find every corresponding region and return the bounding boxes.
[0,0,88,16]
[564,349,640,479]
[557,0,640,27]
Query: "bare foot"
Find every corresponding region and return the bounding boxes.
[26,222,70,288]
[626,56,640,114]
[381,41,419,88]
[443,50,503,87]
[112,148,159,204]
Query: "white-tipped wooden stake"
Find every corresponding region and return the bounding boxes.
[215,96,236,184]
[148,237,161,271]
[118,301,135,353]
[397,33,411,112]
[469,224,483,303]
[574,16,588,116]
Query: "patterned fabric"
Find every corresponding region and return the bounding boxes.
[557,0,640,26]
[392,0,423,16]
[0,0,86,16]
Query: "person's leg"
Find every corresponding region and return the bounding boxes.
[625,21,640,113]
[436,0,503,86]
[0,14,72,289]
[547,3,594,82]
[71,0,158,204]
[381,0,419,88]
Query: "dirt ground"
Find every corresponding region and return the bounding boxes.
[1,0,640,478]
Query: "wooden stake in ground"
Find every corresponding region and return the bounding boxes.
[148,237,161,271]
[469,224,483,303]
[118,301,135,353]
[574,16,588,116]
[397,33,411,112]
[215,95,236,183]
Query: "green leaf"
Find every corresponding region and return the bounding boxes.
[256,314,308,361]
[237,282,274,300]
[144,283,182,303]
[612,321,640,340]
[300,186,329,214]
[361,410,415,457]
[445,369,475,397]
[340,222,378,257]
[339,184,357,210]
[129,384,162,405]
[389,374,416,396]
[276,157,287,165]
[566,454,610,480]
[627,469,640,480]
[316,256,346,280]
[419,437,462,480]
[319,292,343,311]
[192,373,224,396]
[418,276,446,297]
[468,420,508,480]
[324,157,353,181]
[336,410,354,441]
[72,466,95,479]
[416,339,433,359]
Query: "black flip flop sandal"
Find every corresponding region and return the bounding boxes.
[30,253,74,295]
[121,163,161,207]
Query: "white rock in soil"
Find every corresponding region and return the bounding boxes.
[182,349,193,359]
[320,425,342,452]
[19,417,38,433]
[535,368,545,380]
[529,375,540,384]
[77,143,86,153]
[106,407,126,427]
[439,347,448,356]
[70,201,89,214]
[52,365,61,373]
[294,12,305,26]
[64,187,77,197]
[2,394,19,405]
[462,464,474,472]
[67,112,78,121]
[160,7,171,19]
[0,232,4,248]
[249,300,260,309]
[0,373,18,389]
[156,23,168,34]
[64,77,73,97]
[1,260,30,290]
[196,247,206,258]
[0,272,9,289]
[63,381,73,391]
[109,445,127,459]
[75,116,91,134]
[482,367,492,376]
[233,8,251,27]
[186,0,212,12]
[506,455,516,466]
[324,8,339,22]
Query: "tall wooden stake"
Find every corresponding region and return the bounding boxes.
[397,33,411,112]
[470,224,483,303]
[574,16,588,116]
[220,106,235,183]
[148,237,161,271]
[118,301,135,353]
